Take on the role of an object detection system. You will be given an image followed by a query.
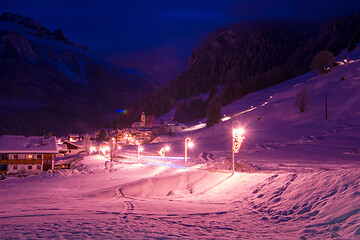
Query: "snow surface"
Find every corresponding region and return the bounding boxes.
[1,47,360,239]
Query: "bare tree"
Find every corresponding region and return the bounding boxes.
[295,87,310,112]
[83,134,90,154]
[310,50,335,74]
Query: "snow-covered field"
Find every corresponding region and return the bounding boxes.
[1,47,360,239]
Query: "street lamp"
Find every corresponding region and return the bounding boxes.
[159,146,170,165]
[232,121,245,172]
[184,137,193,163]
[138,145,143,162]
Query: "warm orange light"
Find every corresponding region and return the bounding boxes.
[90,146,97,153]
[233,128,245,153]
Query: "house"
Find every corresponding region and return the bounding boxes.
[63,141,82,155]
[163,122,186,134]
[56,143,68,156]
[0,135,58,175]
[68,134,80,142]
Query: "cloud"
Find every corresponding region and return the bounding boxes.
[105,45,190,84]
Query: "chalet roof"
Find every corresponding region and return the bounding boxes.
[68,134,79,138]
[63,141,81,149]
[57,143,68,151]
[0,135,58,153]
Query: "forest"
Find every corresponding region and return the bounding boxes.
[111,13,360,128]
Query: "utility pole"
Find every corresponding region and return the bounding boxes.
[325,91,328,120]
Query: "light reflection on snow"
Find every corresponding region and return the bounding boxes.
[260,101,268,107]
[182,123,206,131]
[221,116,231,122]
[141,155,188,161]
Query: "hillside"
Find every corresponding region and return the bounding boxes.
[112,13,360,128]
[132,45,360,172]
[0,46,359,239]
[0,12,159,135]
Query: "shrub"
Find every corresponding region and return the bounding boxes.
[310,50,335,74]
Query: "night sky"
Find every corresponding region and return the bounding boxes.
[1,0,359,84]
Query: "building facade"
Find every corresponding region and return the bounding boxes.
[0,135,58,175]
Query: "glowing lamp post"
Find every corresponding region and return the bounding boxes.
[232,121,245,172]
[184,137,193,163]
[138,145,143,162]
[159,146,170,158]
[159,146,170,165]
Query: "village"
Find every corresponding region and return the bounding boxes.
[0,112,187,178]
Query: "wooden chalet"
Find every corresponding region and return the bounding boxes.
[63,141,82,155]
[0,135,58,175]
[68,134,80,142]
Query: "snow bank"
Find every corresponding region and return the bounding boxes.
[119,170,232,198]
[118,167,360,238]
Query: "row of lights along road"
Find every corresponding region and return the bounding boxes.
[134,121,245,172]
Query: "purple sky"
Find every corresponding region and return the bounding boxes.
[1,0,359,84]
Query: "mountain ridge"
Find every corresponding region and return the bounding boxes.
[0,12,158,135]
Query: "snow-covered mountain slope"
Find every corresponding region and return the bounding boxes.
[0,47,359,239]
[151,45,360,172]
[0,12,157,135]
[0,12,155,86]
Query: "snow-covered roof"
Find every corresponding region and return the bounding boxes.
[68,134,79,138]
[57,143,68,151]
[63,141,81,149]
[0,135,58,153]
[132,122,144,128]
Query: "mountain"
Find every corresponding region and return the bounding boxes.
[111,13,360,128]
[0,12,159,135]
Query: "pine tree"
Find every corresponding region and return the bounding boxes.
[96,129,107,142]
[348,37,356,52]
[207,95,222,127]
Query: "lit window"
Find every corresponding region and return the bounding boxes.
[28,154,33,159]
